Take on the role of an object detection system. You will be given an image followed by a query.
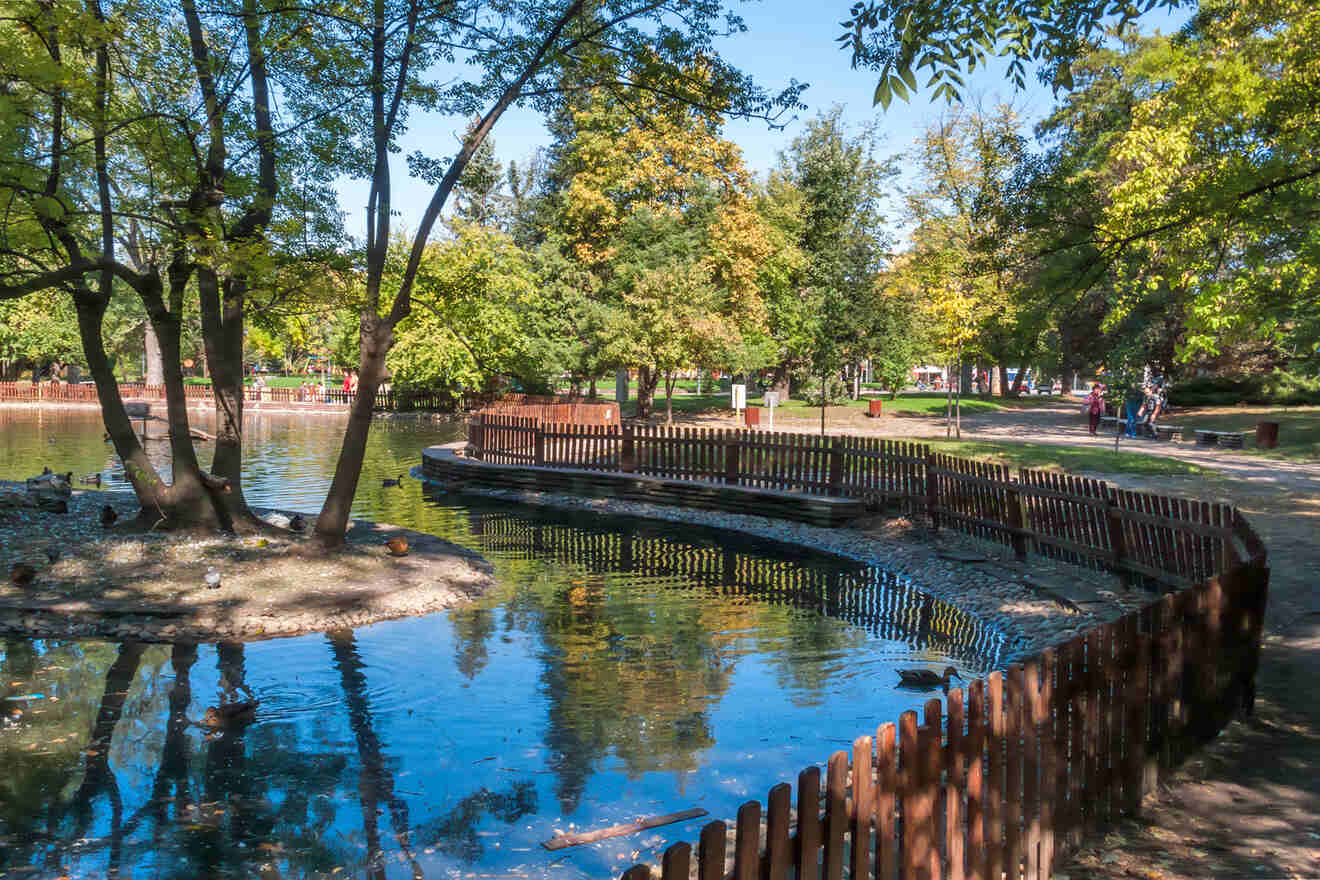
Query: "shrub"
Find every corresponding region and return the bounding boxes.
[1168,370,1320,406]
[799,376,851,406]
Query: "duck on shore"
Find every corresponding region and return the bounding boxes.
[9,562,37,587]
[384,535,409,556]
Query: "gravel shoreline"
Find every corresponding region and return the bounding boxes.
[0,482,494,643]
[424,479,1161,666]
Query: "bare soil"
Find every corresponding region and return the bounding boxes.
[0,485,494,642]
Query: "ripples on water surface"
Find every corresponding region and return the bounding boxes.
[0,408,1002,878]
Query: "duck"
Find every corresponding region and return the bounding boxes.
[44,547,58,564]
[896,666,964,689]
[199,700,259,729]
[80,473,102,486]
[203,566,222,589]
[382,474,405,488]
[99,505,118,527]
[288,514,305,532]
[9,562,37,587]
[384,535,409,556]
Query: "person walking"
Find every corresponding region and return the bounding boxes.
[1124,383,1145,438]
[1085,384,1104,435]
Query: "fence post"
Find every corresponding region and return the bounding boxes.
[1007,473,1028,561]
[534,423,545,467]
[926,450,939,532]
[1105,491,1131,589]
[468,417,484,461]
[622,423,636,473]
[725,434,741,485]
[827,440,844,498]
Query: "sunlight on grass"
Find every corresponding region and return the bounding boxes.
[924,439,1212,477]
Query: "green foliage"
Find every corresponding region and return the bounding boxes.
[799,375,851,406]
[388,222,567,393]
[841,0,1187,105]
[1168,371,1320,407]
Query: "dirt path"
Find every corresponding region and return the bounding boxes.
[680,402,1320,878]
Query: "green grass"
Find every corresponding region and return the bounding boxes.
[615,389,1067,418]
[924,439,1213,477]
[1171,406,1320,462]
[182,375,326,389]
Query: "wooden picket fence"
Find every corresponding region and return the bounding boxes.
[0,380,458,412]
[467,416,1245,586]
[463,414,1271,880]
[616,556,1268,880]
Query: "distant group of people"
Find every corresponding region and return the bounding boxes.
[341,369,359,396]
[1127,379,1168,437]
[1084,378,1168,437]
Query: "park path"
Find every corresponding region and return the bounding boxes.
[681,401,1320,877]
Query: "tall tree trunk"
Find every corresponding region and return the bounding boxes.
[664,371,676,424]
[635,365,658,420]
[316,322,389,546]
[945,361,954,439]
[75,293,167,515]
[200,269,252,523]
[143,320,164,386]
[769,363,791,398]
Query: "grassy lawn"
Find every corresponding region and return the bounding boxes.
[1170,406,1320,462]
[925,439,1213,477]
[615,389,1067,418]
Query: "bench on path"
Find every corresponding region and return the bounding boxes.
[1195,429,1245,449]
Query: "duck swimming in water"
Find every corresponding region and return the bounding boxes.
[897,666,963,689]
[80,473,102,486]
[199,700,259,729]
[99,505,118,527]
[382,474,404,488]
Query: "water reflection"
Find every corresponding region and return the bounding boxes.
[0,411,1004,878]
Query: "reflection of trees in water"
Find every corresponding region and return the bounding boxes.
[410,782,538,864]
[446,506,1003,813]
[328,629,424,880]
[463,507,1003,667]
[0,638,355,878]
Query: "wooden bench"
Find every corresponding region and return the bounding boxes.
[1194,429,1244,449]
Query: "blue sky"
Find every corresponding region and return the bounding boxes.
[334,1,1184,242]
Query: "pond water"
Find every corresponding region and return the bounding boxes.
[0,409,1002,879]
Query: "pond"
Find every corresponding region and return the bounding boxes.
[0,408,1002,879]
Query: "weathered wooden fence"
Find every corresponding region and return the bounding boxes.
[615,556,1268,880]
[467,415,1244,586]
[461,414,1271,880]
[0,381,456,412]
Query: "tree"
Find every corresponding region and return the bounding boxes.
[769,109,898,413]
[536,80,782,418]
[840,0,1188,104]
[313,0,805,544]
[0,0,346,530]
[389,221,569,394]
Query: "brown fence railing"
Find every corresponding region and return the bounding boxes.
[461,413,1271,880]
[467,416,1240,585]
[0,381,459,412]
[614,557,1267,880]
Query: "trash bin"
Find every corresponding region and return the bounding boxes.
[867,399,883,417]
[1256,421,1280,449]
[744,406,760,427]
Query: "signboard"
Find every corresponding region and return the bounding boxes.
[763,391,780,408]
[731,383,746,411]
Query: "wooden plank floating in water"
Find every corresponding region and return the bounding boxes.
[541,808,709,850]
